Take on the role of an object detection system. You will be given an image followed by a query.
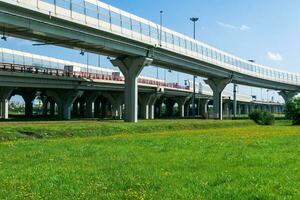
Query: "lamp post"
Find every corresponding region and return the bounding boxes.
[157,10,163,86]
[160,11,163,47]
[190,17,199,118]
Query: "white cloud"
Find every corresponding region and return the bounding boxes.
[267,51,283,61]
[240,25,251,31]
[218,22,251,31]
[218,22,236,29]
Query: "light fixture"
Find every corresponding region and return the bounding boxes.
[1,35,7,41]
[1,28,7,41]
[80,49,85,56]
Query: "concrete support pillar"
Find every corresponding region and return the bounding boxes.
[0,88,13,119]
[205,78,230,120]
[139,93,156,119]
[79,97,85,117]
[249,104,254,113]
[42,97,49,116]
[94,98,101,118]
[199,99,209,118]
[154,98,164,119]
[148,94,162,120]
[196,98,201,116]
[46,90,83,120]
[0,100,9,119]
[223,101,229,118]
[184,101,190,117]
[111,57,153,122]
[84,92,101,118]
[49,99,55,117]
[100,97,108,118]
[176,95,192,118]
[22,91,36,118]
[237,103,242,115]
[245,104,250,115]
[165,98,176,117]
[279,91,298,103]
[103,93,123,120]
[72,99,80,117]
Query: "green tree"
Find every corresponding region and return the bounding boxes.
[249,110,275,125]
[285,98,300,125]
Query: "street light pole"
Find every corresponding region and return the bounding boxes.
[157,10,163,86]
[190,17,199,118]
[160,11,163,47]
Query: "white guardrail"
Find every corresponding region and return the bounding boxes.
[2,0,300,86]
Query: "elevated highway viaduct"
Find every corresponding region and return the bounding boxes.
[0,56,284,120]
[0,0,297,121]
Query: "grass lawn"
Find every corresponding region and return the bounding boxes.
[0,119,299,199]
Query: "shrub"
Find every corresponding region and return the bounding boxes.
[249,110,275,125]
[263,112,275,125]
[249,110,262,124]
[285,98,300,125]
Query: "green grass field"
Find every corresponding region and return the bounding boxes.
[0,119,299,199]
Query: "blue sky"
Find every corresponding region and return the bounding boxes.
[2,0,300,102]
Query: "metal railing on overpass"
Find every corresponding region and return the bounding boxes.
[0,47,191,91]
[0,47,282,104]
[2,0,300,86]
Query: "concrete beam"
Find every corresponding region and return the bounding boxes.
[111,57,153,122]
[205,78,231,120]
